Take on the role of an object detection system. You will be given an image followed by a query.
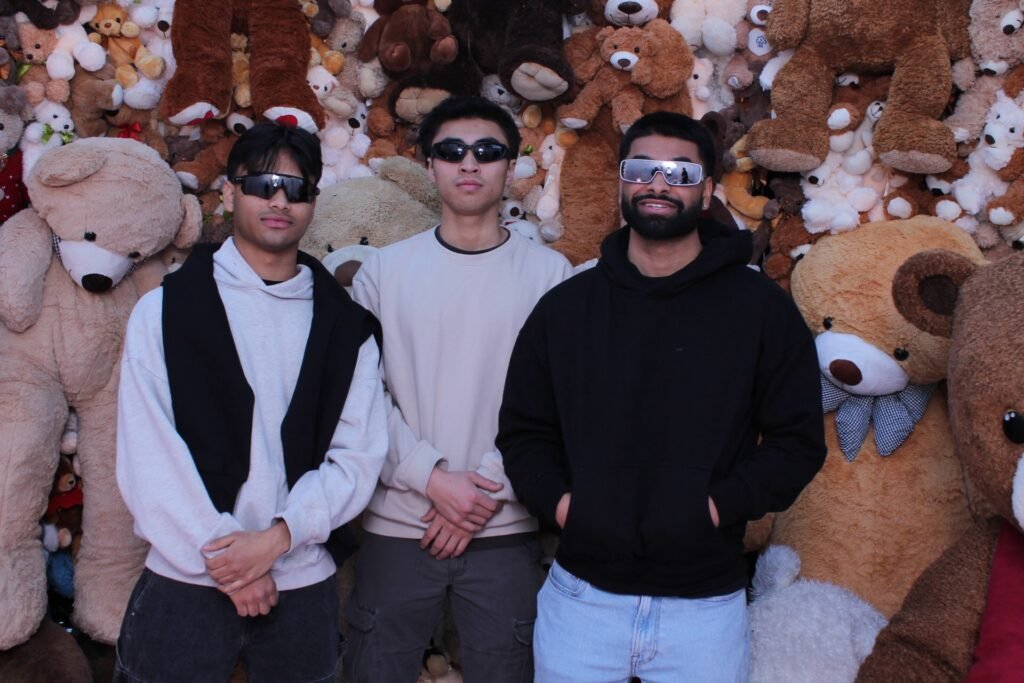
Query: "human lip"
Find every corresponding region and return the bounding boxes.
[636,197,680,214]
[456,178,483,190]
[260,213,293,228]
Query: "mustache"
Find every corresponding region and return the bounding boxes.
[631,193,685,211]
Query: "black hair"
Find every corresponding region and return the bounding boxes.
[618,112,717,183]
[226,122,323,186]
[417,95,521,160]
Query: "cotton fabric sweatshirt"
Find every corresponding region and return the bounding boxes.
[116,238,388,590]
[352,228,573,539]
[498,226,826,598]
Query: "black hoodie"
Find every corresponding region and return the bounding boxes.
[497,226,826,598]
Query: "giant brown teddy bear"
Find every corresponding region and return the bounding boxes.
[747,0,971,175]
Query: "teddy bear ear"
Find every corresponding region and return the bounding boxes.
[32,142,107,187]
[891,249,979,339]
[172,194,202,249]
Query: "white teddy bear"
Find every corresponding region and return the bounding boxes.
[671,0,747,55]
[46,5,106,81]
[20,100,76,177]
[120,0,176,110]
[318,98,372,188]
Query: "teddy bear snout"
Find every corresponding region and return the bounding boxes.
[611,51,639,71]
[985,133,996,145]
[829,359,863,386]
[81,274,114,293]
[617,1,643,15]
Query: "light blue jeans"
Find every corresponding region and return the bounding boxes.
[535,561,749,683]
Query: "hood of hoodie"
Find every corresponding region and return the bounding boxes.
[598,223,753,297]
[213,237,314,301]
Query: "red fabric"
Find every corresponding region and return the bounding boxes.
[0,149,28,224]
[966,521,1024,682]
[46,483,83,517]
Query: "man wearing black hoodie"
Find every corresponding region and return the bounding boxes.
[497,112,826,682]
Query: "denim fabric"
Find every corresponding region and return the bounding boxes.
[535,561,749,683]
[343,532,543,683]
[114,569,341,683]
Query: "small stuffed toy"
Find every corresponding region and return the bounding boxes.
[46,5,107,81]
[0,16,20,84]
[16,21,71,107]
[68,62,124,138]
[162,0,326,132]
[856,247,1024,682]
[20,99,76,177]
[722,0,777,91]
[671,0,747,56]
[119,0,177,110]
[105,103,168,159]
[0,137,202,648]
[308,0,352,38]
[761,211,820,291]
[747,0,971,175]
[42,455,84,556]
[0,0,82,30]
[87,2,166,89]
[0,84,32,223]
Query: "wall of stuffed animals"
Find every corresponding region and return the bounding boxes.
[1,0,1023,681]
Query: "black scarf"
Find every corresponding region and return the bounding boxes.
[161,243,380,565]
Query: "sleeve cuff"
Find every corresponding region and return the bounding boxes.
[395,440,445,495]
[710,477,754,529]
[276,508,315,554]
[533,474,571,529]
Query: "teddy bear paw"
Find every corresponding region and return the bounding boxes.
[264,107,318,134]
[886,197,913,219]
[988,206,1016,225]
[510,62,569,102]
[168,102,220,127]
[560,117,588,130]
[935,198,963,221]
[394,87,449,124]
[175,171,199,191]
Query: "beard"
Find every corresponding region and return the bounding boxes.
[620,193,702,241]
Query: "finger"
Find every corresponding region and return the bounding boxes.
[420,519,443,549]
[465,512,489,527]
[468,472,504,492]
[268,588,279,607]
[259,599,272,616]
[429,530,451,557]
[202,535,236,553]
[438,533,460,560]
[420,507,437,523]
[453,535,470,557]
[453,518,481,533]
[473,495,500,513]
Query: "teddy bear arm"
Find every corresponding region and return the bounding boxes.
[764,0,810,51]
[995,149,1024,182]
[0,208,52,332]
[856,519,998,683]
[356,17,386,63]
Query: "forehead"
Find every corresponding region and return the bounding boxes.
[241,149,302,176]
[434,118,507,146]
[626,134,701,163]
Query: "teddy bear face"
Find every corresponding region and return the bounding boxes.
[598,0,666,26]
[326,13,364,54]
[17,23,58,65]
[978,90,1024,169]
[598,25,652,72]
[33,100,74,138]
[307,65,339,102]
[27,139,196,292]
[948,253,1024,528]
[968,0,1024,76]
[791,217,984,395]
[0,107,26,151]
[89,3,131,38]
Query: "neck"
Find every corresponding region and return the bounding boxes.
[233,239,299,282]
[437,208,505,251]
[627,228,702,277]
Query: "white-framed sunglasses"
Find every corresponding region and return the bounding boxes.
[619,159,704,187]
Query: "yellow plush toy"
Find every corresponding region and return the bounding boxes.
[87,1,165,88]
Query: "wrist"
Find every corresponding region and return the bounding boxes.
[272,519,291,555]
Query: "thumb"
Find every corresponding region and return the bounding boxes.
[420,507,437,523]
[469,472,504,492]
[202,534,235,553]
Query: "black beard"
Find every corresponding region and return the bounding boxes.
[620,193,702,241]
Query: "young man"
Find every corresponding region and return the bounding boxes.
[344,96,573,683]
[114,123,387,682]
[497,112,827,682]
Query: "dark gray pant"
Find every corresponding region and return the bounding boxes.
[114,569,341,683]
[343,532,543,683]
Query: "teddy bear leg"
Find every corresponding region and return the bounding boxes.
[498,2,572,102]
[557,81,611,130]
[161,0,232,125]
[747,47,832,172]
[555,130,621,264]
[0,372,66,649]
[873,35,955,175]
[69,389,148,644]
[394,86,450,125]
[986,179,1024,226]
[249,0,325,133]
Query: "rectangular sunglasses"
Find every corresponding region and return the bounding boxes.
[431,138,513,163]
[619,159,704,186]
[228,173,320,203]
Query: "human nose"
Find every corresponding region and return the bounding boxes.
[267,187,291,209]
[459,151,481,173]
[648,170,672,192]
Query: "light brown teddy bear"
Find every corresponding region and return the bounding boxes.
[749,217,985,621]
[856,248,1024,682]
[747,0,971,175]
[0,137,202,648]
[87,1,165,89]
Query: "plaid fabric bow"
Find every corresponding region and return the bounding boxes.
[820,374,935,461]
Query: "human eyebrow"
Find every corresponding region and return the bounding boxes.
[469,137,504,145]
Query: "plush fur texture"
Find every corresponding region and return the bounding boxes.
[858,248,1024,681]
[747,0,971,175]
[0,84,31,224]
[161,0,325,132]
[750,218,983,623]
[0,138,201,647]
[0,618,91,682]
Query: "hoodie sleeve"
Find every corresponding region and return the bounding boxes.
[709,288,826,528]
[116,293,244,580]
[496,302,571,528]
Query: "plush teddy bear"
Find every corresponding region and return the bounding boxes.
[68,62,124,138]
[17,21,71,107]
[0,84,32,223]
[0,137,202,648]
[746,0,971,175]
[105,103,168,159]
[722,0,777,91]
[46,5,107,82]
[761,211,820,291]
[171,113,251,191]
[0,15,20,84]
[855,247,1024,682]
[319,100,373,187]
[746,217,983,633]
[118,0,176,110]
[671,0,747,56]
[0,0,82,30]
[42,454,84,557]
[87,2,166,89]
[687,55,716,118]
[20,99,76,177]
[0,619,91,683]
[308,0,352,38]
[162,0,326,132]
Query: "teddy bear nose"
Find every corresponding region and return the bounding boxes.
[618,1,642,14]
[985,134,996,145]
[829,359,863,386]
[157,20,169,32]
[82,274,113,293]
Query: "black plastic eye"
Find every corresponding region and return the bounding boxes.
[633,46,640,53]
[84,232,96,241]
[823,317,833,330]
[128,251,141,259]
[894,348,910,361]
[1004,410,1024,444]
[1013,128,1018,134]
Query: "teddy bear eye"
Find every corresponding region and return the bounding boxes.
[1012,127,1017,134]
[128,251,141,259]
[84,232,97,241]
[34,43,41,49]
[633,46,640,53]
[1003,410,1024,444]
[822,316,833,330]
[893,347,910,361]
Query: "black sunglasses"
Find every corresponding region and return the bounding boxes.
[430,138,513,164]
[619,159,704,187]
[228,173,320,203]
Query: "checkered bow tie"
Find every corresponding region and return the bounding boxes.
[820,374,935,461]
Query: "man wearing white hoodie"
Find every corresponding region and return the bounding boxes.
[114,123,387,682]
